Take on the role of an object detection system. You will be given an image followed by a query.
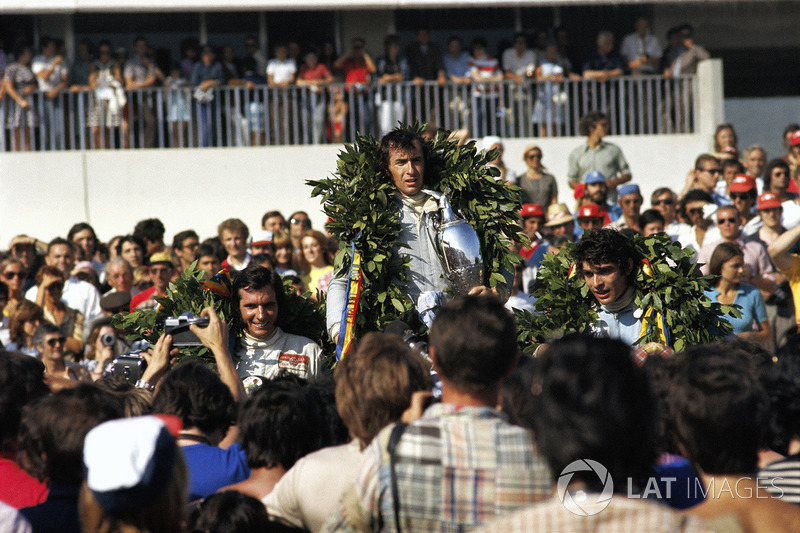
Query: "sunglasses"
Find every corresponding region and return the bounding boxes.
[526,153,542,159]
[652,199,674,206]
[3,271,24,280]
[45,336,66,347]
[290,218,311,227]
[47,283,64,292]
[701,168,721,174]
[621,198,642,205]
[687,208,705,216]
[717,217,738,225]
[730,193,752,201]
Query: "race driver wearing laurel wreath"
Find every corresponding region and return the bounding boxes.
[326,129,507,342]
[575,228,644,346]
[232,264,322,383]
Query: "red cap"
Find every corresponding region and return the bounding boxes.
[520,203,545,218]
[790,129,800,147]
[577,203,606,219]
[758,192,782,210]
[573,183,585,200]
[728,174,756,193]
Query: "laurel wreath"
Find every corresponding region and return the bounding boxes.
[309,123,523,339]
[516,232,740,353]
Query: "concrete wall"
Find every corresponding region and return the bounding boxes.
[725,96,800,162]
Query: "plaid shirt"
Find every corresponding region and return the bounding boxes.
[324,403,552,532]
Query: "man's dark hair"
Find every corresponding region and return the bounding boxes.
[759,338,800,454]
[470,37,488,51]
[195,242,220,261]
[33,322,62,347]
[578,110,608,136]
[261,210,285,228]
[721,157,745,176]
[667,346,766,475]
[574,228,639,278]
[133,218,166,244]
[47,237,72,255]
[529,335,656,488]
[18,384,123,485]
[188,491,276,533]
[67,222,98,244]
[172,229,199,252]
[678,189,714,220]
[678,23,694,38]
[0,352,47,453]
[116,235,146,257]
[430,296,517,393]
[694,153,719,172]
[447,35,462,46]
[238,375,324,470]
[763,158,791,192]
[231,264,286,333]
[377,129,429,185]
[152,360,236,436]
[639,209,665,228]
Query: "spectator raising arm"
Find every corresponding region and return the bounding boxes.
[768,221,800,272]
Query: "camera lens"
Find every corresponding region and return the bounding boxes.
[101,333,115,347]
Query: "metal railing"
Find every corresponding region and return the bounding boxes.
[0,74,697,151]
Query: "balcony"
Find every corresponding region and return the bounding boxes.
[2,74,698,152]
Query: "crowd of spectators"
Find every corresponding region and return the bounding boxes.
[4,67,800,531]
[0,19,708,149]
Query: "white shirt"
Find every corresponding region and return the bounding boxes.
[266,58,297,84]
[501,48,536,77]
[235,327,322,380]
[263,440,365,532]
[25,276,102,322]
[32,55,68,91]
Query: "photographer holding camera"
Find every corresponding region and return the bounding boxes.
[132,307,244,405]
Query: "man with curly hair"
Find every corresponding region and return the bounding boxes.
[574,228,643,345]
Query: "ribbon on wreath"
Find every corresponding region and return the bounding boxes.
[638,258,672,347]
[336,232,363,361]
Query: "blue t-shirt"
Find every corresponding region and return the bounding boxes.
[182,442,250,501]
[705,284,767,334]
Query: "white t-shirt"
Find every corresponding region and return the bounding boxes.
[266,58,297,84]
[31,55,68,91]
[501,48,536,77]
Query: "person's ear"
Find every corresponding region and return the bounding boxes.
[625,257,635,276]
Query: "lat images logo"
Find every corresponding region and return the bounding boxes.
[557,459,614,516]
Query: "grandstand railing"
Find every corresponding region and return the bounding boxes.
[0,74,697,151]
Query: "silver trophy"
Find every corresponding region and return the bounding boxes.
[424,188,484,296]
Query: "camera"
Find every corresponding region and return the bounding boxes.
[100,333,116,347]
[111,355,147,382]
[164,313,210,347]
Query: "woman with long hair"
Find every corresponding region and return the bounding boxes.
[35,265,84,356]
[705,242,771,347]
[299,230,333,299]
[1,258,27,317]
[6,300,43,356]
[272,230,298,277]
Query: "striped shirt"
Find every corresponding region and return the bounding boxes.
[324,403,552,532]
[759,454,800,505]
